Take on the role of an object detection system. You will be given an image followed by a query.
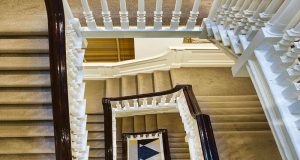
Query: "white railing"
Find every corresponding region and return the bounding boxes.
[204,0,284,54]
[63,0,205,38]
[204,0,300,159]
[83,45,234,80]
[64,1,89,159]
[108,89,203,160]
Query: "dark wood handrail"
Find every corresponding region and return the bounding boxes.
[44,0,72,160]
[103,84,219,160]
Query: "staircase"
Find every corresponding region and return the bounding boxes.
[0,37,55,159]
[85,67,282,159]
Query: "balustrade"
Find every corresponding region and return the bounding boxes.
[61,0,205,37]
[102,85,218,160]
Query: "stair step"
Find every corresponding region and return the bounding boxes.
[214,131,281,160]
[0,137,55,154]
[105,78,121,97]
[157,113,184,133]
[0,88,51,104]
[153,71,172,92]
[88,132,104,140]
[137,73,154,94]
[0,105,52,121]
[210,114,267,122]
[87,114,104,123]
[171,153,190,159]
[212,122,270,131]
[85,80,105,114]
[168,133,186,138]
[0,39,48,53]
[169,142,189,148]
[0,54,49,70]
[134,115,145,132]
[145,114,157,132]
[121,76,137,133]
[89,149,105,158]
[196,95,259,102]
[0,154,55,160]
[0,71,50,87]
[170,148,190,153]
[169,137,185,143]
[199,101,262,108]
[0,121,54,137]
[88,140,105,148]
[87,123,104,132]
[202,108,264,115]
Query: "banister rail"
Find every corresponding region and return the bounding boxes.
[103,85,219,160]
[44,0,72,160]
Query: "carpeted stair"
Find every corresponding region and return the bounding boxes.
[85,68,282,160]
[0,25,55,160]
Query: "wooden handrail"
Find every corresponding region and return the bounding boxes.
[44,0,72,160]
[103,85,219,160]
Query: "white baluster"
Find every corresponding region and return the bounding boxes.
[137,0,146,29]
[186,0,201,29]
[154,0,163,29]
[245,0,271,39]
[116,101,122,109]
[152,97,157,107]
[133,99,138,108]
[123,100,130,109]
[62,0,81,35]
[216,0,232,24]
[169,92,178,103]
[81,0,97,30]
[273,22,300,56]
[142,98,148,107]
[207,0,223,20]
[267,0,300,35]
[160,95,167,105]
[281,42,300,65]
[287,60,300,79]
[119,0,129,29]
[101,0,113,29]
[170,0,182,29]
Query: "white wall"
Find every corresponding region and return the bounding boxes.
[134,38,183,59]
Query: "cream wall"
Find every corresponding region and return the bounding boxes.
[134,38,183,59]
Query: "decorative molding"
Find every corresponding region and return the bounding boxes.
[83,48,234,80]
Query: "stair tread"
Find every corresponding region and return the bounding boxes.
[202,107,264,115]
[87,114,104,123]
[88,140,105,148]
[0,105,52,121]
[196,95,259,102]
[210,114,267,122]
[0,54,49,70]
[88,132,105,140]
[0,121,54,137]
[0,154,55,160]
[105,78,120,97]
[212,122,271,131]
[198,101,262,108]
[0,137,55,154]
[87,123,104,132]
[153,71,172,92]
[0,71,50,87]
[0,39,48,53]
[0,88,51,104]
[89,148,105,157]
